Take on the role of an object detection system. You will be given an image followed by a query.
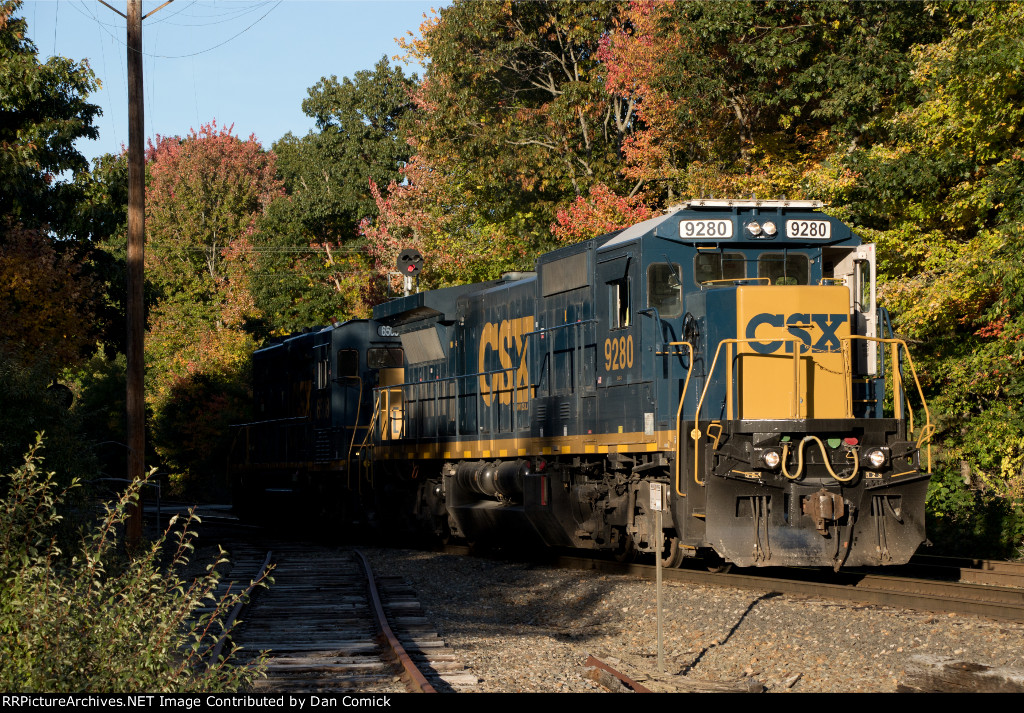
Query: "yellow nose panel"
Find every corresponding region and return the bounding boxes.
[735,286,851,420]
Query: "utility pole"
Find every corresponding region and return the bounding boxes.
[124,0,145,546]
[99,0,175,547]
[125,0,145,546]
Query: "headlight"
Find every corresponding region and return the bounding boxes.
[746,221,763,236]
[762,449,781,469]
[866,448,888,468]
[762,220,777,235]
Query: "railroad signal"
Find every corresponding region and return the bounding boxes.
[397,249,423,277]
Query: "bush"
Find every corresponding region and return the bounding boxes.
[926,464,1024,559]
[0,435,268,691]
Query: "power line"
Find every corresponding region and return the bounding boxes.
[81,0,282,59]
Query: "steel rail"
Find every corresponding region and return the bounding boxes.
[550,555,1024,623]
[208,549,274,668]
[906,554,1024,589]
[584,655,652,693]
[354,549,437,693]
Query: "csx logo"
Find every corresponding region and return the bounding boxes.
[745,312,848,355]
[479,316,533,407]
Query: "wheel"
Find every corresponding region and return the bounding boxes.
[702,551,733,574]
[438,524,453,546]
[660,535,686,568]
[611,527,637,563]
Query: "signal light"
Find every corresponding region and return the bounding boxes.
[397,249,423,277]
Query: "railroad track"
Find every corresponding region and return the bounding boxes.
[217,542,473,693]
[902,554,1024,589]
[542,553,1024,623]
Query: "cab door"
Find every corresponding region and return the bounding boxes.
[827,244,877,374]
[597,252,639,389]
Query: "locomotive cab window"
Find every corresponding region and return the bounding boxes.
[857,260,872,314]
[609,277,631,329]
[368,346,404,369]
[647,263,683,318]
[758,253,809,285]
[695,252,745,284]
[337,349,359,378]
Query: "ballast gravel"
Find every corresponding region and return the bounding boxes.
[360,548,1024,693]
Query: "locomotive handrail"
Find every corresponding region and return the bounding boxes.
[842,335,932,473]
[687,334,932,487]
[664,341,694,498]
[520,319,596,439]
[699,277,772,287]
[229,416,308,428]
[689,338,805,486]
[521,318,596,340]
[341,375,365,489]
[372,319,597,447]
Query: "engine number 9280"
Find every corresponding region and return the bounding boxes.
[678,219,734,239]
[786,219,831,239]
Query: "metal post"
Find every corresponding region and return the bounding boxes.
[651,481,665,674]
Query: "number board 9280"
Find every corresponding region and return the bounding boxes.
[678,219,733,239]
[786,219,831,239]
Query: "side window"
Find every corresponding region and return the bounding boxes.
[857,260,872,314]
[695,252,745,284]
[609,278,631,329]
[758,253,809,285]
[647,263,683,318]
[337,349,359,378]
[368,346,404,368]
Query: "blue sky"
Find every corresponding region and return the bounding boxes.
[19,0,440,163]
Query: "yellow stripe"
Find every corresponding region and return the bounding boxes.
[370,430,676,461]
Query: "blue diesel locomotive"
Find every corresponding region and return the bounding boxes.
[231,199,932,569]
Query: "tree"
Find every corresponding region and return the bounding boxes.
[550,183,653,244]
[0,2,103,482]
[847,2,1024,551]
[600,0,946,204]
[257,58,415,329]
[274,57,415,242]
[363,156,531,290]
[0,0,100,235]
[0,222,98,372]
[144,121,283,489]
[365,0,634,286]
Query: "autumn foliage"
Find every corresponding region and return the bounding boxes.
[143,121,284,490]
[7,0,1024,553]
[0,222,98,370]
[551,184,653,244]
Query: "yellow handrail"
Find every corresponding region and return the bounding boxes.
[684,334,932,485]
[665,341,694,498]
[844,335,932,473]
[689,338,805,486]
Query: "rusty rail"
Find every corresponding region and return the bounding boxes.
[354,549,437,693]
[584,655,652,693]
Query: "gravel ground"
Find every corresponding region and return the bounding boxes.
[361,548,1024,693]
